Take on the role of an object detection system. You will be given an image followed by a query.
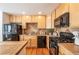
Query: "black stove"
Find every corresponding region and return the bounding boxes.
[59,32,74,43]
[49,32,74,55]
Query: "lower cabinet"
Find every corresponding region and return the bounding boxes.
[31,39,37,48]
[30,36,37,48]
[23,35,37,48]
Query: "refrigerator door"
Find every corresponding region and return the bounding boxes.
[11,24,18,34]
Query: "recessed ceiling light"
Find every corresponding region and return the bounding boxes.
[26,16,29,18]
[38,12,42,14]
[22,11,26,15]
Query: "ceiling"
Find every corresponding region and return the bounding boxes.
[0,3,60,15]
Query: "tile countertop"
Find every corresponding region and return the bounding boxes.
[0,41,28,55]
[58,43,79,55]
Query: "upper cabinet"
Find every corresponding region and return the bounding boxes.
[15,16,22,23]
[69,4,79,28]
[31,16,38,23]
[9,15,22,23]
[9,15,46,29]
[56,3,69,18]
[22,16,31,29]
[9,15,16,23]
[54,3,79,28]
[37,16,46,29]
[22,16,31,23]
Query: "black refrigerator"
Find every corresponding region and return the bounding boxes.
[3,23,22,41]
[3,24,11,41]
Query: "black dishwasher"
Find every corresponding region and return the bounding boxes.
[37,36,46,48]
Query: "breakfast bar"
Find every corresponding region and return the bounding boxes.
[0,41,28,55]
[58,43,79,55]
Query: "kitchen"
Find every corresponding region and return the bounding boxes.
[0,3,79,55]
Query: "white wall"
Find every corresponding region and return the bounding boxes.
[0,11,3,41]
[3,13,10,24]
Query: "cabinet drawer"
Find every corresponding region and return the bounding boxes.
[31,39,37,47]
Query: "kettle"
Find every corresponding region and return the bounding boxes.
[72,31,79,45]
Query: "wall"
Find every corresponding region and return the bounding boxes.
[52,11,55,28]
[46,15,52,29]
[0,11,3,41]
[69,3,79,28]
[3,12,10,24]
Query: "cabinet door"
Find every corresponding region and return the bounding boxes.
[70,4,79,28]
[30,36,37,48]
[22,16,31,29]
[31,16,38,23]
[15,16,22,23]
[9,15,16,23]
[37,16,46,28]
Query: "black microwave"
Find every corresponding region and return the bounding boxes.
[54,12,69,27]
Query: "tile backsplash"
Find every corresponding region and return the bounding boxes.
[24,23,38,35]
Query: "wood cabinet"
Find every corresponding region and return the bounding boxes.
[69,4,79,28]
[56,3,69,18]
[30,36,37,47]
[9,15,16,23]
[31,15,46,29]
[37,16,46,28]
[22,35,37,48]
[31,16,38,23]
[46,35,49,48]
[9,15,46,29]
[9,15,22,23]
[15,16,22,23]
[22,16,31,29]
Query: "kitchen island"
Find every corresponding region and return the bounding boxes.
[0,41,29,55]
[58,43,79,55]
